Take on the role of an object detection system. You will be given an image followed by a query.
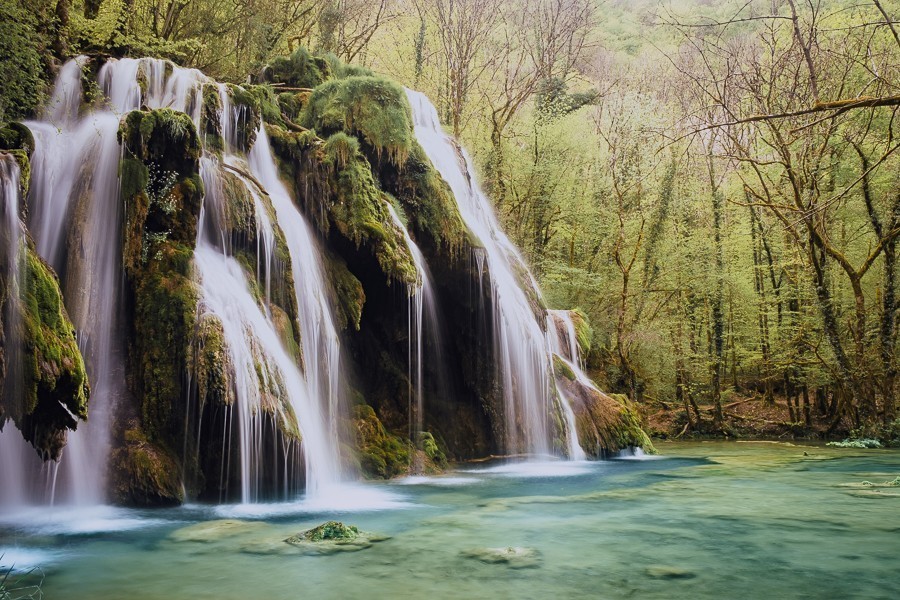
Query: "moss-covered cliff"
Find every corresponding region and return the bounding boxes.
[0,149,89,461]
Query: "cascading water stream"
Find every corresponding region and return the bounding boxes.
[192,91,342,500]
[384,204,444,465]
[547,310,588,460]
[16,57,134,505]
[405,89,556,456]
[248,126,344,478]
[0,154,36,506]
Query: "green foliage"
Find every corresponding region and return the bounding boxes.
[302,75,413,166]
[0,0,45,121]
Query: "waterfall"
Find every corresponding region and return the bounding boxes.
[0,154,36,506]
[384,203,444,463]
[5,56,350,507]
[18,58,129,505]
[406,89,557,456]
[547,310,588,460]
[248,126,344,478]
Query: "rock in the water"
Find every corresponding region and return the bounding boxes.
[282,521,388,555]
[645,566,696,580]
[287,520,359,542]
[462,546,541,569]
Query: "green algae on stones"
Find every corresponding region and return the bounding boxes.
[290,521,359,542]
[283,521,389,555]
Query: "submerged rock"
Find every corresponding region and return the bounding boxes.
[169,519,269,543]
[645,566,697,580]
[462,546,541,569]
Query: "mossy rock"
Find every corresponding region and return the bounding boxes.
[301,75,413,166]
[111,425,184,507]
[387,142,466,253]
[119,109,201,175]
[553,355,576,381]
[558,374,655,457]
[322,249,365,331]
[329,154,418,284]
[352,404,411,479]
[418,431,448,469]
[569,309,593,358]
[6,245,90,460]
[290,521,359,542]
[283,520,389,555]
[264,48,335,89]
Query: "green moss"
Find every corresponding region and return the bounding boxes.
[14,246,90,459]
[190,313,234,408]
[201,85,224,153]
[111,426,184,506]
[266,48,334,89]
[266,123,321,165]
[132,242,200,444]
[352,404,411,479]
[324,132,360,169]
[277,92,308,122]
[391,142,466,252]
[226,84,263,150]
[569,308,593,358]
[330,155,418,284]
[301,76,413,166]
[119,109,202,176]
[418,431,447,468]
[553,355,576,381]
[0,122,35,152]
[323,249,365,331]
[292,520,360,542]
[609,393,656,454]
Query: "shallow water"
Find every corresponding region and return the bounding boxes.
[1,442,897,599]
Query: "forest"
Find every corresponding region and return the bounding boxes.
[2,0,899,445]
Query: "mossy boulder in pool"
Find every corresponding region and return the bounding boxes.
[289,521,359,542]
[283,521,389,555]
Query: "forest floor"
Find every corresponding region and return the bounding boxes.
[643,395,838,441]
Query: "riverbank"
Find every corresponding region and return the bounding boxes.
[643,394,899,446]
